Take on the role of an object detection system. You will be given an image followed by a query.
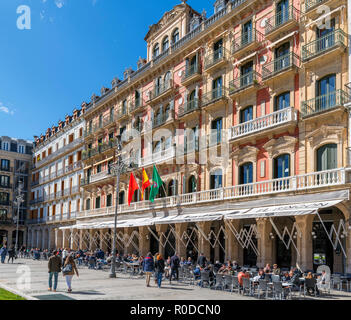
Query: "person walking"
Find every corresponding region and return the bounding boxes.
[170,252,180,284]
[142,252,154,287]
[7,246,16,264]
[155,254,165,288]
[62,248,68,265]
[62,255,79,293]
[48,251,62,292]
[0,245,7,264]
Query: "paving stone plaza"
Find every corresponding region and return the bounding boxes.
[1,259,351,300]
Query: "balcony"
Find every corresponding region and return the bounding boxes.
[181,64,202,86]
[178,99,201,118]
[265,6,300,40]
[31,180,39,187]
[202,88,227,108]
[302,30,348,64]
[102,114,116,128]
[304,0,328,12]
[204,48,227,72]
[129,99,142,113]
[153,111,175,129]
[78,168,349,218]
[82,140,117,160]
[0,167,12,173]
[142,146,176,167]
[229,107,297,141]
[150,80,173,104]
[116,106,129,120]
[229,71,260,96]
[0,184,12,190]
[262,52,300,81]
[178,138,199,155]
[29,197,43,205]
[301,90,349,118]
[90,170,111,184]
[231,29,264,57]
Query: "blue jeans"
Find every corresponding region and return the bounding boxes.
[1,255,6,264]
[49,272,59,290]
[157,272,163,288]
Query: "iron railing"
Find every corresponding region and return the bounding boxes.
[229,71,260,94]
[182,64,201,82]
[204,48,227,70]
[262,52,300,79]
[178,99,201,118]
[232,29,264,53]
[202,88,227,107]
[265,6,300,35]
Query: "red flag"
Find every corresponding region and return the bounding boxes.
[128,173,139,206]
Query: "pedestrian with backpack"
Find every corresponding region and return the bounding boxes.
[62,254,79,293]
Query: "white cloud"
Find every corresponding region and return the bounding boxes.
[0,104,15,116]
[55,0,65,8]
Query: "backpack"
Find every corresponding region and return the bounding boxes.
[62,263,72,275]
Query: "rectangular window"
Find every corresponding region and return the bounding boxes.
[95,197,101,209]
[1,159,10,171]
[18,145,25,154]
[68,134,74,143]
[0,175,10,187]
[2,142,9,151]
[106,194,112,207]
[0,192,9,205]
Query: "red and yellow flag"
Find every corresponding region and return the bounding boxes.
[141,168,151,200]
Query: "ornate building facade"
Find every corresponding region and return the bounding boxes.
[0,136,32,247]
[32,0,351,273]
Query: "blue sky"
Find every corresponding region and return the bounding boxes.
[0,0,214,141]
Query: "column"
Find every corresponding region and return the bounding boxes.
[295,215,314,271]
[41,229,46,249]
[138,226,150,257]
[31,229,35,248]
[100,229,108,253]
[156,224,168,256]
[256,218,273,268]
[175,223,188,258]
[49,228,56,250]
[7,228,13,247]
[196,221,212,261]
[123,228,135,254]
[80,229,88,250]
[225,219,243,264]
[62,229,70,249]
[71,229,78,251]
[56,229,63,249]
[36,230,40,248]
[89,229,97,251]
[23,229,27,247]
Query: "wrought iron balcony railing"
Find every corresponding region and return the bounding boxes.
[265,6,300,35]
[202,88,227,107]
[182,64,201,83]
[152,80,173,100]
[204,48,227,70]
[302,30,347,62]
[232,29,264,54]
[301,90,349,117]
[262,52,300,79]
[178,99,201,118]
[229,71,260,94]
[129,99,142,112]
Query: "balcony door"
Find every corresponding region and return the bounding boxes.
[275,42,290,72]
[276,0,289,26]
[274,154,290,179]
[213,39,223,61]
[241,61,253,87]
[317,74,336,111]
[210,169,223,190]
[239,162,253,185]
[211,117,223,145]
[275,92,290,111]
[240,105,253,123]
[242,20,253,45]
[317,18,335,52]
[212,77,223,99]
[317,144,337,172]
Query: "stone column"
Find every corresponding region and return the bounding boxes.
[196,221,212,261]
[36,229,40,248]
[41,229,46,249]
[175,223,188,258]
[79,230,88,250]
[100,229,108,253]
[295,215,314,271]
[225,219,243,264]
[71,229,78,250]
[56,229,63,249]
[124,228,134,255]
[49,228,56,250]
[62,229,70,249]
[138,226,150,257]
[156,224,168,256]
[89,229,97,251]
[256,218,273,268]
[31,229,35,248]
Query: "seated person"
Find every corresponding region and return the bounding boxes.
[263,264,271,273]
[185,257,193,266]
[272,264,281,275]
[232,261,240,271]
[317,271,330,291]
[179,257,186,267]
[305,272,320,296]
[193,265,201,280]
[238,269,250,287]
[282,272,291,282]
[253,269,265,282]
[214,261,224,273]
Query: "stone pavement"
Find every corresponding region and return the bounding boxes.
[1,259,351,300]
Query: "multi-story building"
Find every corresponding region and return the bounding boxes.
[27,109,85,249]
[34,0,351,273]
[0,136,32,247]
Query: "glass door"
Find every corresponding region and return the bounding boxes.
[275,42,290,72]
[241,61,253,88]
[212,77,223,99]
[317,75,336,111]
[317,18,335,52]
[276,0,289,26]
[242,20,253,46]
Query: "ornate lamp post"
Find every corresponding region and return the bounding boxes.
[108,135,138,278]
[13,183,24,255]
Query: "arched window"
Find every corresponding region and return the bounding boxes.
[240,106,253,123]
[188,176,197,193]
[86,199,91,210]
[317,144,337,171]
[189,90,196,102]
[210,169,223,189]
[119,191,125,205]
[172,28,180,44]
[273,154,290,179]
[153,43,160,58]
[168,180,178,196]
[239,162,253,185]
[162,36,169,52]
[95,196,101,209]
[275,92,290,111]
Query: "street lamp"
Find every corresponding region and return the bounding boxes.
[108,135,138,278]
[13,183,24,255]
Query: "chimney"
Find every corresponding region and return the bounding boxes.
[65,114,70,125]
[73,109,78,120]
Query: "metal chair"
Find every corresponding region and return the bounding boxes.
[257,280,270,299]
[214,274,224,290]
[242,277,252,296]
[304,278,318,297]
[224,275,234,292]
[332,274,342,291]
[272,274,281,282]
[273,281,286,300]
[200,271,211,288]
[232,276,241,294]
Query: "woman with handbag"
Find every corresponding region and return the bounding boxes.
[62,255,79,293]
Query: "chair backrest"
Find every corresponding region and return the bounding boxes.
[332,275,341,283]
[258,279,268,290]
[264,274,271,281]
[201,271,210,281]
[273,281,283,293]
[243,277,251,289]
[216,274,224,283]
[224,275,233,285]
[305,278,316,289]
[233,276,240,287]
[272,274,280,282]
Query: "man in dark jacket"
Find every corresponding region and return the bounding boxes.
[142,253,154,287]
[170,252,180,283]
[197,253,207,268]
[48,251,62,292]
[7,246,16,264]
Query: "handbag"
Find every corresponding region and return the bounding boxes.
[62,263,72,275]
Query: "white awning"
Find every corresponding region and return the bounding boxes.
[224,199,345,220]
